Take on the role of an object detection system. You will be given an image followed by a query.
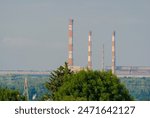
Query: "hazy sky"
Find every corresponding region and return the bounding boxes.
[0,0,150,70]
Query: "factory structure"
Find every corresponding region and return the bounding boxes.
[67,19,93,72]
[1,18,150,77]
[67,18,150,77]
[67,18,114,72]
[67,19,83,72]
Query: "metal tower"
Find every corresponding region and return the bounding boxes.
[23,77,29,100]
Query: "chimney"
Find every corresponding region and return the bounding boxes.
[88,31,92,69]
[112,31,116,74]
[68,19,73,66]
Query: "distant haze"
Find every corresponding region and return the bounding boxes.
[0,0,150,70]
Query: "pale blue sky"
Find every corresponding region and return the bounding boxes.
[0,0,150,70]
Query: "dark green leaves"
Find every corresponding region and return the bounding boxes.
[45,63,133,101]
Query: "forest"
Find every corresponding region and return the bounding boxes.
[0,74,150,100]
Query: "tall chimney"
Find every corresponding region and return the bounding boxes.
[88,31,92,69]
[68,19,73,66]
[112,31,116,74]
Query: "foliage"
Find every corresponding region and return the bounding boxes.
[45,62,73,100]
[0,74,49,101]
[45,63,133,101]
[1,65,150,100]
[0,87,25,101]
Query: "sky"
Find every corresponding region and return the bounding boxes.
[0,0,150,70]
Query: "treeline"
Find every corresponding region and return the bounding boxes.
[0,75,49,100]
[44,63,133,101]
[0,64,150,101]
[120,77,150,100]
[0,87,25,101]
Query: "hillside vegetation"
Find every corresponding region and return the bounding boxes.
[0,72,150,100]
[120,77,150,100]
[0,75,49,100]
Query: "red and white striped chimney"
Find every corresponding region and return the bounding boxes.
[112,31,116,74]
[68,19,73,66]
[88,31,92,69]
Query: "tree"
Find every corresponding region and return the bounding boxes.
[0,87,25,101]
[45,63,133,101]
[45,62,73,100]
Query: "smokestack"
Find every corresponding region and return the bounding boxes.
[88,31,92,69]
[68,19,73,66]
[112,31,116,74]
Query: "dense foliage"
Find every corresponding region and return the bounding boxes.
[45,62,73,100]
[0,87,25,101]
[45,64,133,101]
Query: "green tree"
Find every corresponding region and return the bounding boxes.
[45,62,73,100]
[0,87,25,101]
[45,63,133,101]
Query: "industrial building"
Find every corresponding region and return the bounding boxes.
[67,19,150,77]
